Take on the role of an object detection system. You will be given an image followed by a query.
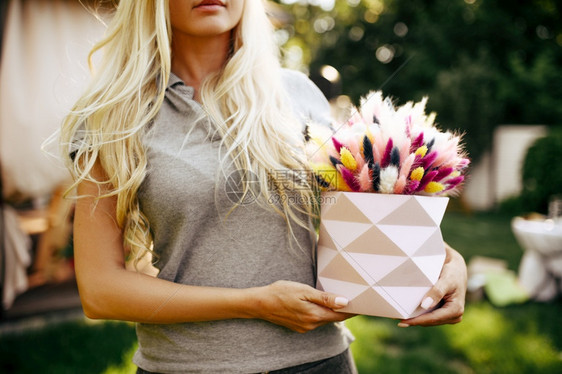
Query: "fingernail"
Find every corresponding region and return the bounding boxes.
[397,322,409,328]
[421,297,434,310]
[335,297,349,307]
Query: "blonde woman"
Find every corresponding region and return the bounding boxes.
[61,0,467,373]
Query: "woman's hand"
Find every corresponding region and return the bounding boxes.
[398,243,467,327]
[251,280,355,333]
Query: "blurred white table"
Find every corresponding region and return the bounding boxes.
[511,217,562,301]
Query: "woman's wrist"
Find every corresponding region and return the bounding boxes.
[234,285,268,320]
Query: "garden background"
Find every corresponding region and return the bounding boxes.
[1,0,561,373]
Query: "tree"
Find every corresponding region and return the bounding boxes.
[276,0,562,161]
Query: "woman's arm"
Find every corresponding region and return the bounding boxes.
[73,162,351,331]
[398,243,467,327]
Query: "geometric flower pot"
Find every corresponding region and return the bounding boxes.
[316,192,449,319]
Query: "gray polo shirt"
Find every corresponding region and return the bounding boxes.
[133,69,353,373]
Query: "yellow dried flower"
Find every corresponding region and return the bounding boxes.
[333,172,352,191]
[415,145,428,158]
[424,181,445,194]
[310,162,351,191]
[340,147,357,171]
[410,166,425,181]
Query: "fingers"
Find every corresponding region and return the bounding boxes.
[260,281,353,333]
[270,280,349,310]
[400,296,464,327]
[305,289,349,310]
[397,246,467,328]
[417,282,448,312]
[292,307,351,333]
[429,249,466,305]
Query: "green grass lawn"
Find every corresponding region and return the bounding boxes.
[0,319,138,374]
[1,210,561,373]
[441,209,525,270]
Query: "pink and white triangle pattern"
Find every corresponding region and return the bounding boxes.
[317,192,449,319]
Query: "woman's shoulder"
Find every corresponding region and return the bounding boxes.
[280,68,333,128]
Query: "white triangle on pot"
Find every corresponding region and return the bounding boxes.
[343,193,410,224]
[317,277,370,301]
[378,286,432,317]
[344,252,409,283]
[321,219,373,250]
[376,225,438,257]
[411,254,446,284]
[317,246,339,273]
[414,196,449,225]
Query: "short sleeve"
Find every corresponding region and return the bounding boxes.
[281,69,334,131]
[68,123,88,162]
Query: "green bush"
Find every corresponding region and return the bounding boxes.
[519,129,562,214]
[497,194,526,217]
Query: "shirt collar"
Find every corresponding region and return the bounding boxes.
[168,71,185,88]
[166,71,195,100]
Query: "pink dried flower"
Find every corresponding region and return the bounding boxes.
[417,170,439,192]
[381,138,394,168]
[337,164,361,192]
[305,90,469,196]
[421,151,439,170]
[358,164,372,192]
[394,175,407,194]
[332,137,344,153]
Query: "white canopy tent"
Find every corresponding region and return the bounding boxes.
[0,0,104,200]
[0,0,104,309]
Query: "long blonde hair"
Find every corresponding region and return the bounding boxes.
[61,0,319,263]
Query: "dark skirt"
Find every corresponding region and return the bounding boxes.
[136,348,358,374]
